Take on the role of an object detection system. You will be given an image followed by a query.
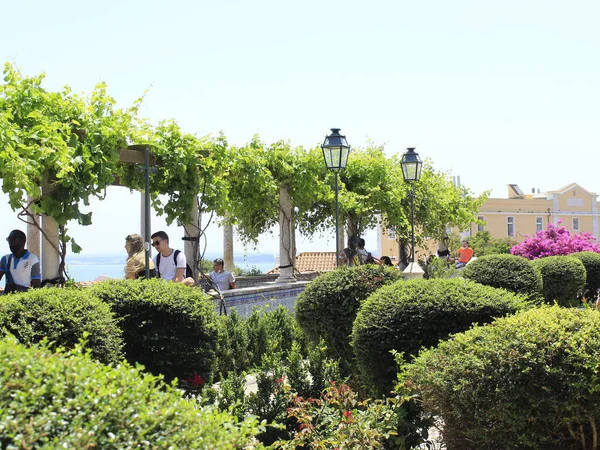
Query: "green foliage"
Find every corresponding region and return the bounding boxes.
[246,305,307,368]
[531,255,587,307]
[0,287,123,365]
[352,278,530,395]
[571,251,600,301]
[272,381,422,450]
[461,253,543,301]
[0,337,264,449]
[467,230,517,256]
[215,309,251,379]
[89,279,219,384]
[402,306,600,450]
[421,255,456,279]
[295,265,402,373]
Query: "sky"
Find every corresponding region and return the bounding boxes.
[1,0,599,257]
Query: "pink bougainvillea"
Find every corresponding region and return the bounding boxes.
[511,222,600,260]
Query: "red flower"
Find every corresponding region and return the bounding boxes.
[276,376,285,384]
[343,410,352,419]
[184,373,205,387]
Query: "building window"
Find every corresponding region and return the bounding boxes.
[507,217,514,237]
[387,227,396,240]
[477,215,485,232]
[573,217,580,232]
[536,217,543,232]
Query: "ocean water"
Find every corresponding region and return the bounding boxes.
[66,253,278,282]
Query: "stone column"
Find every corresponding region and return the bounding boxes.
[223,221,234,272]
[184,197,199,281]
[277,184,296,283]
[26,196,41,259]
[41,173,60,280]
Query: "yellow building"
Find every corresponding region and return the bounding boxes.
[471,183,598,241]
[377,182,599,261]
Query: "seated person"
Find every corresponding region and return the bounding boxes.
[209,258,236,291]
[455,240,474,268]
[124,234,156,279]
[379,256,394,266]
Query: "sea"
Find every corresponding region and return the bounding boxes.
[66,253,278,282]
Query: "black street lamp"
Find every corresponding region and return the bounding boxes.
[321,128,350,267]
[400,147,423,271]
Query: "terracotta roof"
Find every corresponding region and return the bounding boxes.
[267,252,337,274]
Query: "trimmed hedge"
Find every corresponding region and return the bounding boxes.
[0,337,263,449]
[295,265,401,371]
[402,306,600,450]
[461,253,542,301]
[352,278,530,394]
[0,287,123,365]
[531,255,586,307]
[571,251,600,300]
[89,279,220,384]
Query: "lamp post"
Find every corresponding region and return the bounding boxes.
[321,128,350,267]
[400,147,424,279]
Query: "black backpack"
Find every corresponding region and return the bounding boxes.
[156,250,194,279]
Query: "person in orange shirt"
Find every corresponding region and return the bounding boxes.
[455,240,474,268]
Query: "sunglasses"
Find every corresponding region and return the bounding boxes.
[152,241,161,247]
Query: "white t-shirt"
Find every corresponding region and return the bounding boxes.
[153,250,186,281]
[0,251,41,288]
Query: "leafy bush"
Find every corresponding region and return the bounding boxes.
[0,287,123,365]
[352,278,530,394]
[295,265,401,372]
[0,337,263,449]
[246,305,308,368]
[461,253,543,301]
[402,306,600,450]
[571,251,600,300]
[511,221,600,259]
[272,380,427,450]
[468,230,517,256]
[531,255,586,307]
[215,309,251,379]
[89,279,220,384]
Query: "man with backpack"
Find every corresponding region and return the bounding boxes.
[0,230,41,294]
[151,231,195,286]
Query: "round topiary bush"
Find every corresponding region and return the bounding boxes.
[0,337,262,448]
[0,287,123,365]
[570,251,600,301]
[402,306,600,450]
[295,265,401,372]
[351,278,530,394]
[531,255,586,307]
[461,253,543,301]
[89,279,220,384]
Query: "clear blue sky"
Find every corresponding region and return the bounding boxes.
[1,0,599,256]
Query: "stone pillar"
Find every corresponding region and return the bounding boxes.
[26,196,41,259]
[223,221,234,272]
[184,198,199,281]
[277,184,296,283]
[41,173,60,280]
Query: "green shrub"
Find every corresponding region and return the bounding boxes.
[295,265,401,372]
[0,287,123,365]
[352,278,530,395]
[0,337,263,449]
[531,255,586,307]
[89,279,220,384]
[461,253,543,301]
[571,251,600,300]
[215,308,251,379]
[402,306,600,450]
